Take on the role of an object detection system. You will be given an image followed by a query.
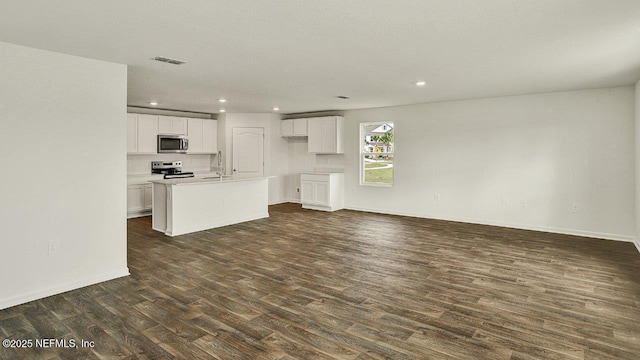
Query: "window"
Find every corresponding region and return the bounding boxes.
[360,122,394,186]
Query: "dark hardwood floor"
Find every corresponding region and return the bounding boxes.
[1,203,639,359]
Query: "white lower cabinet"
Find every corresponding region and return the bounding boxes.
[300,173,344,211]
[143,184,153,210]
[301,180,329,206]
[127,183,153,218]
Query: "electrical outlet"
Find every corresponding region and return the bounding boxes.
[296,187,300,193]
[433,193,440,201]
[572,204,579,213]
[48,240,59,255]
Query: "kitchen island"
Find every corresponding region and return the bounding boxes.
[150,176,271,236]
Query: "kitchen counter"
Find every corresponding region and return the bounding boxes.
[127,171,221,185]
[150,175,271,237]
[127,174,164,185]
[299,171,344,175]
[149,175,273,186]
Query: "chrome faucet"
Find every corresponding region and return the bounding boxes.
[216,150,224,181]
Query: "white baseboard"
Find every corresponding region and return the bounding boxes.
[0,268,130,311]
[269,199,300,205]
[127,210,151,219]
[345,205,636,244]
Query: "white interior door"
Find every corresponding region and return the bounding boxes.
[232,127,264,178]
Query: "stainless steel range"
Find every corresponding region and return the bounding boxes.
[151,161,194,179]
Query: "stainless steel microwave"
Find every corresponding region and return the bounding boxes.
[158,134,188,154]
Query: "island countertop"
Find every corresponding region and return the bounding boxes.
[149,175,274,186]
[151,175,271,236]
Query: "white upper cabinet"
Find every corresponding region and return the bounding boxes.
[307,119,321,152]
[281,119,293,137]
[281,118,308,137]
[127,113,215,155]
[187,118,203,152]
[307,116,344,154]
[158,116,187,135]
[127,114,159,154]
[137,114,159,154]
[127,113,138,153]
[293,118,308,136]
[158,116,172,133]
[202,119,218,153]
[187,118,217,154]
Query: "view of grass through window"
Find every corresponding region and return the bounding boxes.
[361,122,394,185]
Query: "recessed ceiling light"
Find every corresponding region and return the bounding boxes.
[219,109,226,113]
[149,102,158,106]
[218,98,227,103]
[415,81,427,86]
[273,107,280,111]
[336,95,350,99]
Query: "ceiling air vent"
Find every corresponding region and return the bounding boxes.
[151,56,186,65]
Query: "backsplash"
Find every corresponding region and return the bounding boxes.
[127,154,215,175]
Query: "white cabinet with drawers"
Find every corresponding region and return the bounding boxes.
[300,172,344,211]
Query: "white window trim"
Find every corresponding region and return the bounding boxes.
[359,122,394,187]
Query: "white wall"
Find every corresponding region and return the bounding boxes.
[0,42,129,309]
[219,113,289,204]
[286,138,316,201]
[285,142,346,201]
[340,87,635,241]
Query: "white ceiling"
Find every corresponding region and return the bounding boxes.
[1,0,639,114]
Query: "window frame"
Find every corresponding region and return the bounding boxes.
[359,122,394,187]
